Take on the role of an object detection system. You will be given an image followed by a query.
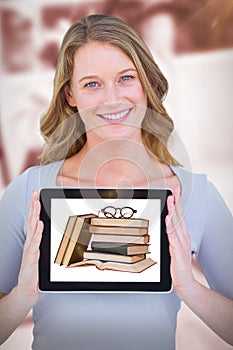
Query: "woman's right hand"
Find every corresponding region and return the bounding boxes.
[0,190,44,344]
[17,190,44,306]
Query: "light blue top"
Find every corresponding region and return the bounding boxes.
[0,161,232,350]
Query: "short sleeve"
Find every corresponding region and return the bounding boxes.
[196,181,233,299]
[0,170,29,293]
[0,162,59,294]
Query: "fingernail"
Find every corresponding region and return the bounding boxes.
[173,187,180,203]
[33,190,38,201]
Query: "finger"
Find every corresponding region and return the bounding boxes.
[26,193,36,247]
[173,186,180,204]
[166,213,180,248]
[170,206,191,255]
[173,201,186,234]
[167,195,175,215]
[166,193,187,243]
[31,220,44,258]
[24,220,44,263]
[34,220,44,246]
[26,191,40,246]
[165,213,174,235]
[166,196,175,233]
[30,200,41,234]
[169,188,186,235]
[27,191,37,226]
[166,212,191,264]
[166,193,181,226]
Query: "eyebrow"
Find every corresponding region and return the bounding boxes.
[78,68,137,84]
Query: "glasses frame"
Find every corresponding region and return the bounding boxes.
[100,205,137,219]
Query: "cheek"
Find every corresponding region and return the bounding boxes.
[73,95,87,111]
[78,105,102,130]
[130,83,147,105]
[75,93,103,112]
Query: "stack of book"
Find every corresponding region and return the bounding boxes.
[55,215,156,272]
[71,217,156,273]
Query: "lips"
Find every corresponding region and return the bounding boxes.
[97,108,131,123]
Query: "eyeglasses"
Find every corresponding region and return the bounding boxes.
[99,206,137,219]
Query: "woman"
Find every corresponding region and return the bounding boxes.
[0,14,232,350]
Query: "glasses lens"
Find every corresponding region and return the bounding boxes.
[121,207,134,218]
[103,206,116,218]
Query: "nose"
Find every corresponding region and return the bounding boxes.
[103,83,122,105]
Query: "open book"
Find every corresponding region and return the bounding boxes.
[68,257,156,273]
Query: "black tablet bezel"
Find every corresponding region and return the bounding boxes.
[39,188,172,293]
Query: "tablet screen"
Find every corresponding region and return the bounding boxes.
[39,188,172,292]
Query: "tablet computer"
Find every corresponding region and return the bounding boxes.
[39,188,172,293]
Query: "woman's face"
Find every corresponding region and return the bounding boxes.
[66,41,147,143]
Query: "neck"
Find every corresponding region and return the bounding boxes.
[76,137,156,187]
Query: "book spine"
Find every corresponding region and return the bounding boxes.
[89,226,148,235]
[54,216,77,265]
[91,218,149,228]
[91,242,128,255]
[91,234,149,244]
[83,251,146,263]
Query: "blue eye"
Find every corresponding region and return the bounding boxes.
[85,81,98,88]
[121,75,134,81]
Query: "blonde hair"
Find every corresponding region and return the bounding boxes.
[39,14,179,166]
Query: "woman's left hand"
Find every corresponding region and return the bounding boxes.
[166,188,233,345]
[165,187,194,299]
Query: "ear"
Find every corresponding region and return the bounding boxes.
[64,85,76,107]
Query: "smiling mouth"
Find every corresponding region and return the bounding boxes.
[98,108,131,122]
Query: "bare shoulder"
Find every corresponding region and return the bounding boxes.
[148,163,180,192]
[56,155,81,186]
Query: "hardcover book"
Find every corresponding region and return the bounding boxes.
[83,250,146,263]
[91,233,150,244]
[69,257,156,273]
[91,217,149,228]
[54,214,96,266]
[89,225,148,236]
[91,242,150,256]
[54,215,77,265]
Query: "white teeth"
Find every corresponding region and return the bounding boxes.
[101,109,129,120]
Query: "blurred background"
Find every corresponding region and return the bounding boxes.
[0,0,232,349]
